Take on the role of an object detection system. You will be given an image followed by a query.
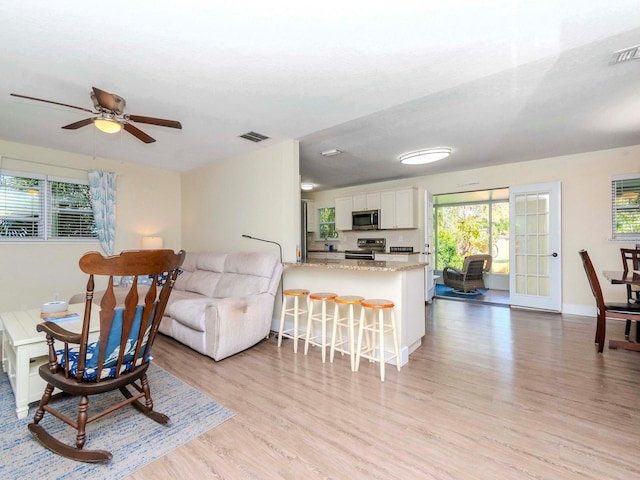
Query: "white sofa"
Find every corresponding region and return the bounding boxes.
[71,251,282,361]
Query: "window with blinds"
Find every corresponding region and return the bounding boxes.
[612,174,640,240]
[0,170,97,240]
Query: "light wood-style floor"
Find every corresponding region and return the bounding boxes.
[130,300,640,480]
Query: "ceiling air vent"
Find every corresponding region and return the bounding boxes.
[609,45,640,65]
[239,131,270,142]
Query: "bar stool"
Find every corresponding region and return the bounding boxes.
[304,292,338,362]
[355,298,400,382]
[278,289,310,353]
[330,295,364,371]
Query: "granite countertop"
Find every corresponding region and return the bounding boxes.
[284,258,427,272]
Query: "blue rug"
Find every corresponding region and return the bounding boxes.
[435,284,487,299]
[0,363,234,479]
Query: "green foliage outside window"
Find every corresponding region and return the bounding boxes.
[436,201,509,274]
[319,207,338,239]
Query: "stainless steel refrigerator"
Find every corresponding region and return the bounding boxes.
[300,200,309,261]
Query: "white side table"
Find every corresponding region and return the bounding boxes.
[1,303,99,419]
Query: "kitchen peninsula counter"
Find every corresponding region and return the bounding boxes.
[280,258,427,366]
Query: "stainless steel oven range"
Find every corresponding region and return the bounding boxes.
[345,238,386,260]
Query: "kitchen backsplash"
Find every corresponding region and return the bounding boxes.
[308,229,422,252]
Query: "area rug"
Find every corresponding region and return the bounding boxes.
[435,284,487,299]
[0,363,234,479]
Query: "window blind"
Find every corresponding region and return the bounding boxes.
[612,174,640,240]
[0,170,96,240]
[0,171,44,238]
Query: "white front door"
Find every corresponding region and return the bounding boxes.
[509,182,562,311]
[424,190,435,302]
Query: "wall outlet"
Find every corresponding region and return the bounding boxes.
[398,235,404,242]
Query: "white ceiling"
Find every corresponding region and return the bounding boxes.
[1,1,639,191]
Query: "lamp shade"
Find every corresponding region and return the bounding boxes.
[142,236,163,249]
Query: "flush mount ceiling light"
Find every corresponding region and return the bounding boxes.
[399,148,451,165]
[320,148,343,157]
[301,183,314,191]
[93,116,122,134]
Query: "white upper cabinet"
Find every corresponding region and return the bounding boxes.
[380,188,418,229]
[335,195,353,231]
[335,188,415,231]
[352,192,381,211]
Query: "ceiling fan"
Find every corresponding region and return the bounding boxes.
[10,86,182,144]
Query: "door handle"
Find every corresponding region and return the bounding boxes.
[550,252,558,257]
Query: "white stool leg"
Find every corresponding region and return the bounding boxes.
[330,304,340,363]
[348,303,356,371]
[378,308,386,382]
[391,308,401,371]
[321,299,328,362]
[291,295,300,353]
[278,296,287,348]
[304,297,314,355]
[355,307,365,371]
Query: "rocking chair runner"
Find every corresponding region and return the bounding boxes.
[29,249,185,463]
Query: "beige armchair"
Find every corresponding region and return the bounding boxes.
[442,254,492,293]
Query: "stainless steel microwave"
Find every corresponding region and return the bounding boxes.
[352,209,380,230]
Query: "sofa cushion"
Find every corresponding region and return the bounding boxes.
[214,252,278,297]
[167,297,218,332]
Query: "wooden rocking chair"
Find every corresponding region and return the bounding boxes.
[28,249,185,462]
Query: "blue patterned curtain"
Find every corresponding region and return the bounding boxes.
[88,170,116,256]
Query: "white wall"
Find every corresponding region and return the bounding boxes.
[0,140,182,312]
[305,145,640,314]
[181,139,300,261]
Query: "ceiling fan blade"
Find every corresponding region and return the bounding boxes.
[92,86,116,111]
[61,118,94,130]
[123,122,156,143]
[127,115,182,129]
[10,93,94,113]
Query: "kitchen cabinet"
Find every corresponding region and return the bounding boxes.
[352,192,381,211]
[380,188,418,229]
[335,196,353,231]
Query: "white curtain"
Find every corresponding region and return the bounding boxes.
[88,170,116,256]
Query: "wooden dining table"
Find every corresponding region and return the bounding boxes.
[602,269,640,286]
[602,270,640,350]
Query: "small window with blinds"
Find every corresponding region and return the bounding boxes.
[0,170,97,240]
[612,174,640,240]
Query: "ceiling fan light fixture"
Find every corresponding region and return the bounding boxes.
[94,117,122,134]
[399,148,452,165]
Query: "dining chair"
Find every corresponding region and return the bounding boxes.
[620,248,640,339]
[578,250,640,353]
